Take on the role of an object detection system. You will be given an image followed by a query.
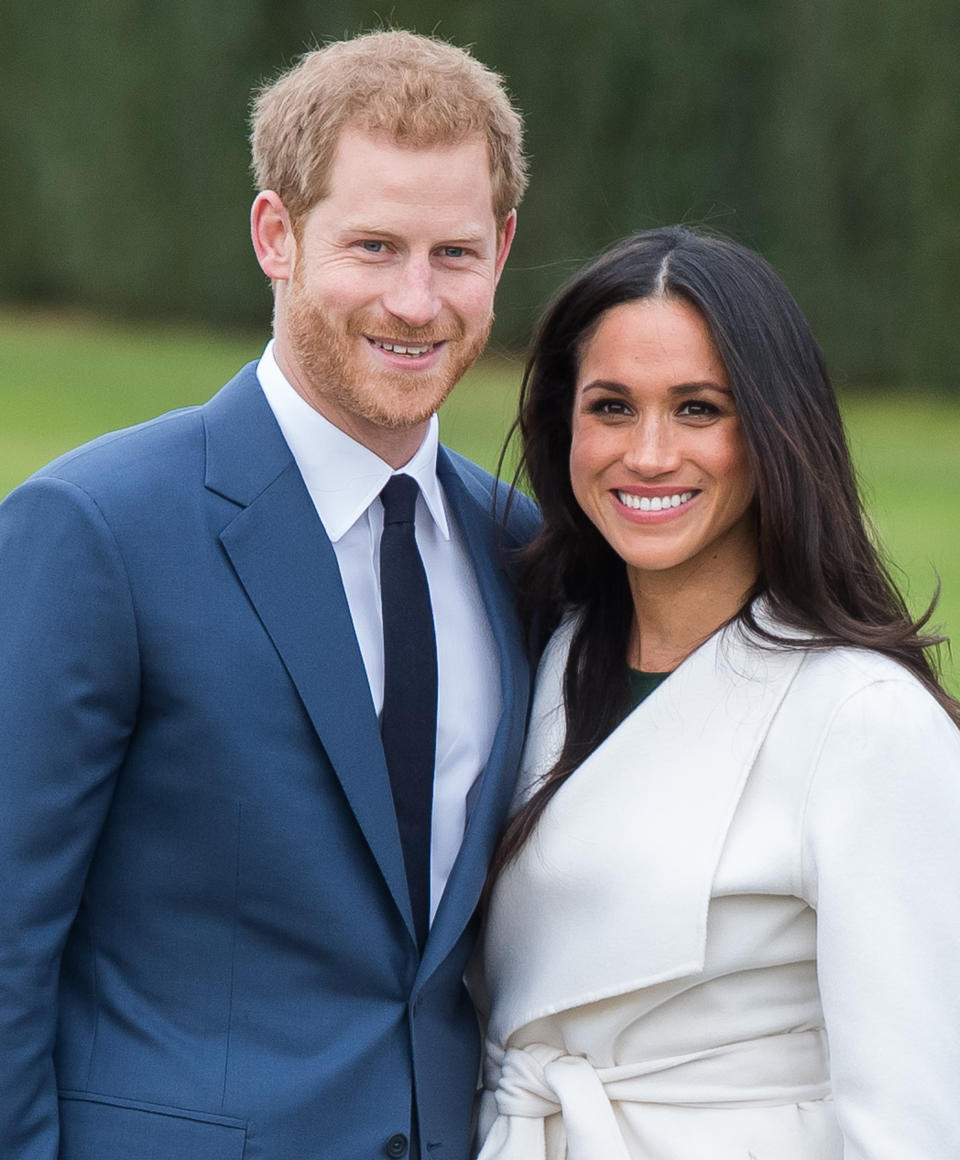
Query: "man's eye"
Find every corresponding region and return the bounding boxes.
[442,246,466,258]
[360,240,384,252]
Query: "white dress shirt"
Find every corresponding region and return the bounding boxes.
[257,341,502,921]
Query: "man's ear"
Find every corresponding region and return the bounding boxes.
[494,209,518,284]
[251,191,296,282]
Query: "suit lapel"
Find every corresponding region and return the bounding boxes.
[418,452,531,980]
[203,366,414,937]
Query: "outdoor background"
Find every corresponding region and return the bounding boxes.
[2,0,958,689]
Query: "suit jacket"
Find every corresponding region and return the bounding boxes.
[0,362,539,1160]
[477,614,960,1159]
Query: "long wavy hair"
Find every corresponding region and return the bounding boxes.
[492,226,957,877]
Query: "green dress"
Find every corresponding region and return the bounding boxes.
[627,669,669,707]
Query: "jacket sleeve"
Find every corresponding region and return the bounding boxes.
[0,476,140,1158]
[801,675,960,1160]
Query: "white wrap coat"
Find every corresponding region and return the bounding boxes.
[476,616,960,1159]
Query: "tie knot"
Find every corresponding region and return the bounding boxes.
[381,474,420,526]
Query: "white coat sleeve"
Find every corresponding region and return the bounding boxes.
[801,675,960,1160]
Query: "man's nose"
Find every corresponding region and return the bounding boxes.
[380,256,442,329]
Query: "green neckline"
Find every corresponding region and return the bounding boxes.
[627,668,670,706]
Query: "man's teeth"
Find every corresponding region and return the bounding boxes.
[372,339,433,357]
[617,490,695,512]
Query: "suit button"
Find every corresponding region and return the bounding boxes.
[385,1133,409,1158]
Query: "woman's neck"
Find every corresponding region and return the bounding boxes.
[626,549,759,672]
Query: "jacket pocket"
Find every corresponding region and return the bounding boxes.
[58,1090,247,1160]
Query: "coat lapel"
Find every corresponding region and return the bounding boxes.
[417,452,532,981]
[485,617,805,1044]
[203,366,414,937]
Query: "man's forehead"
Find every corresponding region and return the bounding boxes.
[331,123,490,166]
[315,127,498,224]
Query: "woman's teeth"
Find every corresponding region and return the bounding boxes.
[617,490,695,512]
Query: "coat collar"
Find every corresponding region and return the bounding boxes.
[484,613,805,1045]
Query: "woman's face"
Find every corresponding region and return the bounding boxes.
[568,296,758,592]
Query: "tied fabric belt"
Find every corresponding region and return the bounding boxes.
[476,1030,831,1160]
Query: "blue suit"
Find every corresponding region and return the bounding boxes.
[0,363,538,1160]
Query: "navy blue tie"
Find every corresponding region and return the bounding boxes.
[379,474,437,951]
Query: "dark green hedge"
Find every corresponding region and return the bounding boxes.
[3,0,958,388]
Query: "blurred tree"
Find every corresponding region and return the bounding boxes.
[1,0,957,387]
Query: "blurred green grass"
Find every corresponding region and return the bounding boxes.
[2,308,957,692]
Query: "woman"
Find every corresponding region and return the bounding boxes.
[475,227,960,1159]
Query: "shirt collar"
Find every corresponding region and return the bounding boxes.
[256,340,450,542]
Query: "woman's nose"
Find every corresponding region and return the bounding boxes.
[621,418,682,476]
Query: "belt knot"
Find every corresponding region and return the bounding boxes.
[479,1041,632,1160]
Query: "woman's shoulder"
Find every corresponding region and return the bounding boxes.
[761,638,960,807]
[713,613,960,782]
[737,602,952,713]
[784,640,947,717]
[796,647,960,902]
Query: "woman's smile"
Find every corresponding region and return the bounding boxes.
[614,487,698,515]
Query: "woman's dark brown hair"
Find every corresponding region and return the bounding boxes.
[492,225,957,877]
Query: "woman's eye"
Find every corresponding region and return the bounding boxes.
[587,398,630,417]
[678,399,719,418]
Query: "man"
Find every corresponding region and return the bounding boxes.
[0,31,537,1160]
